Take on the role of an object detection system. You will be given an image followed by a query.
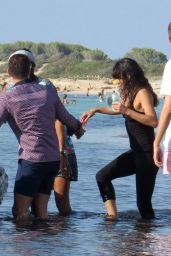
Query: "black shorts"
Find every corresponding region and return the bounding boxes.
[14,159,60,197]
[56,153,78,181]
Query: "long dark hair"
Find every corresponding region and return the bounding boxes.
[112,58,158,107]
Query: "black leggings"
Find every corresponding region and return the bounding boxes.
[96,150,158,219]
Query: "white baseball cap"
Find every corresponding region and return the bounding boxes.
[8,49,35,64]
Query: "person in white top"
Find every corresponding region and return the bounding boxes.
[153,22,171,173]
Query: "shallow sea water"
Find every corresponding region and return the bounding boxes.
[0,94,171,256]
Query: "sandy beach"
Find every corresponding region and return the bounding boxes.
[0,64,162,97]
[0,60,162,96]
[49,77,162,96]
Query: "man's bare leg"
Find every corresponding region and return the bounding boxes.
[31,193,50,219]
[12,193,33,221]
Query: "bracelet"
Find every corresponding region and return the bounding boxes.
[60,150,67,156]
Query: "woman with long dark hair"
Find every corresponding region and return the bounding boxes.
[81,58,159,220]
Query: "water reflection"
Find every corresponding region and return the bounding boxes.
[1,210,171,255]
[4,215,72,256]
[93,210,171,256]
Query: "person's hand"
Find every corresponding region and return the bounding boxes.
[60,153,72,179]
[75,127,86,139]
[112,102,127,114]
[80,109,95,125]
[60,153,68,174]
[153,144,163,168]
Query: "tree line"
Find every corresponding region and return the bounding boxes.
[0,42,167,79]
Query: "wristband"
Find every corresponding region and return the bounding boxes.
[60,150,67,156]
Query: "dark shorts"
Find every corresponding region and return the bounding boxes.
[56,153,78,181]
[14,159,60,197]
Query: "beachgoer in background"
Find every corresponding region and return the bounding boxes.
[98,89,104,102]
[81,58,159,220]
[86,87,90,96]
[63,94,69,104]
[54,120,78,214]
[71,99,77,104]
[97,92,103,102]
[86,83,91,96]
[112,90,116,98]
[0,53,84,221]
[101,88,104,98]
[153,22,171,173]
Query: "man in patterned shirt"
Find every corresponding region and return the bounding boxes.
[0,53,84,221]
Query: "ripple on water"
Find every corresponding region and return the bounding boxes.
[0,210,171,255]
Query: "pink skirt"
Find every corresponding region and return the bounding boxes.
[163,150,171,174]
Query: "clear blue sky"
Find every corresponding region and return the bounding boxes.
[1,0,171,59]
